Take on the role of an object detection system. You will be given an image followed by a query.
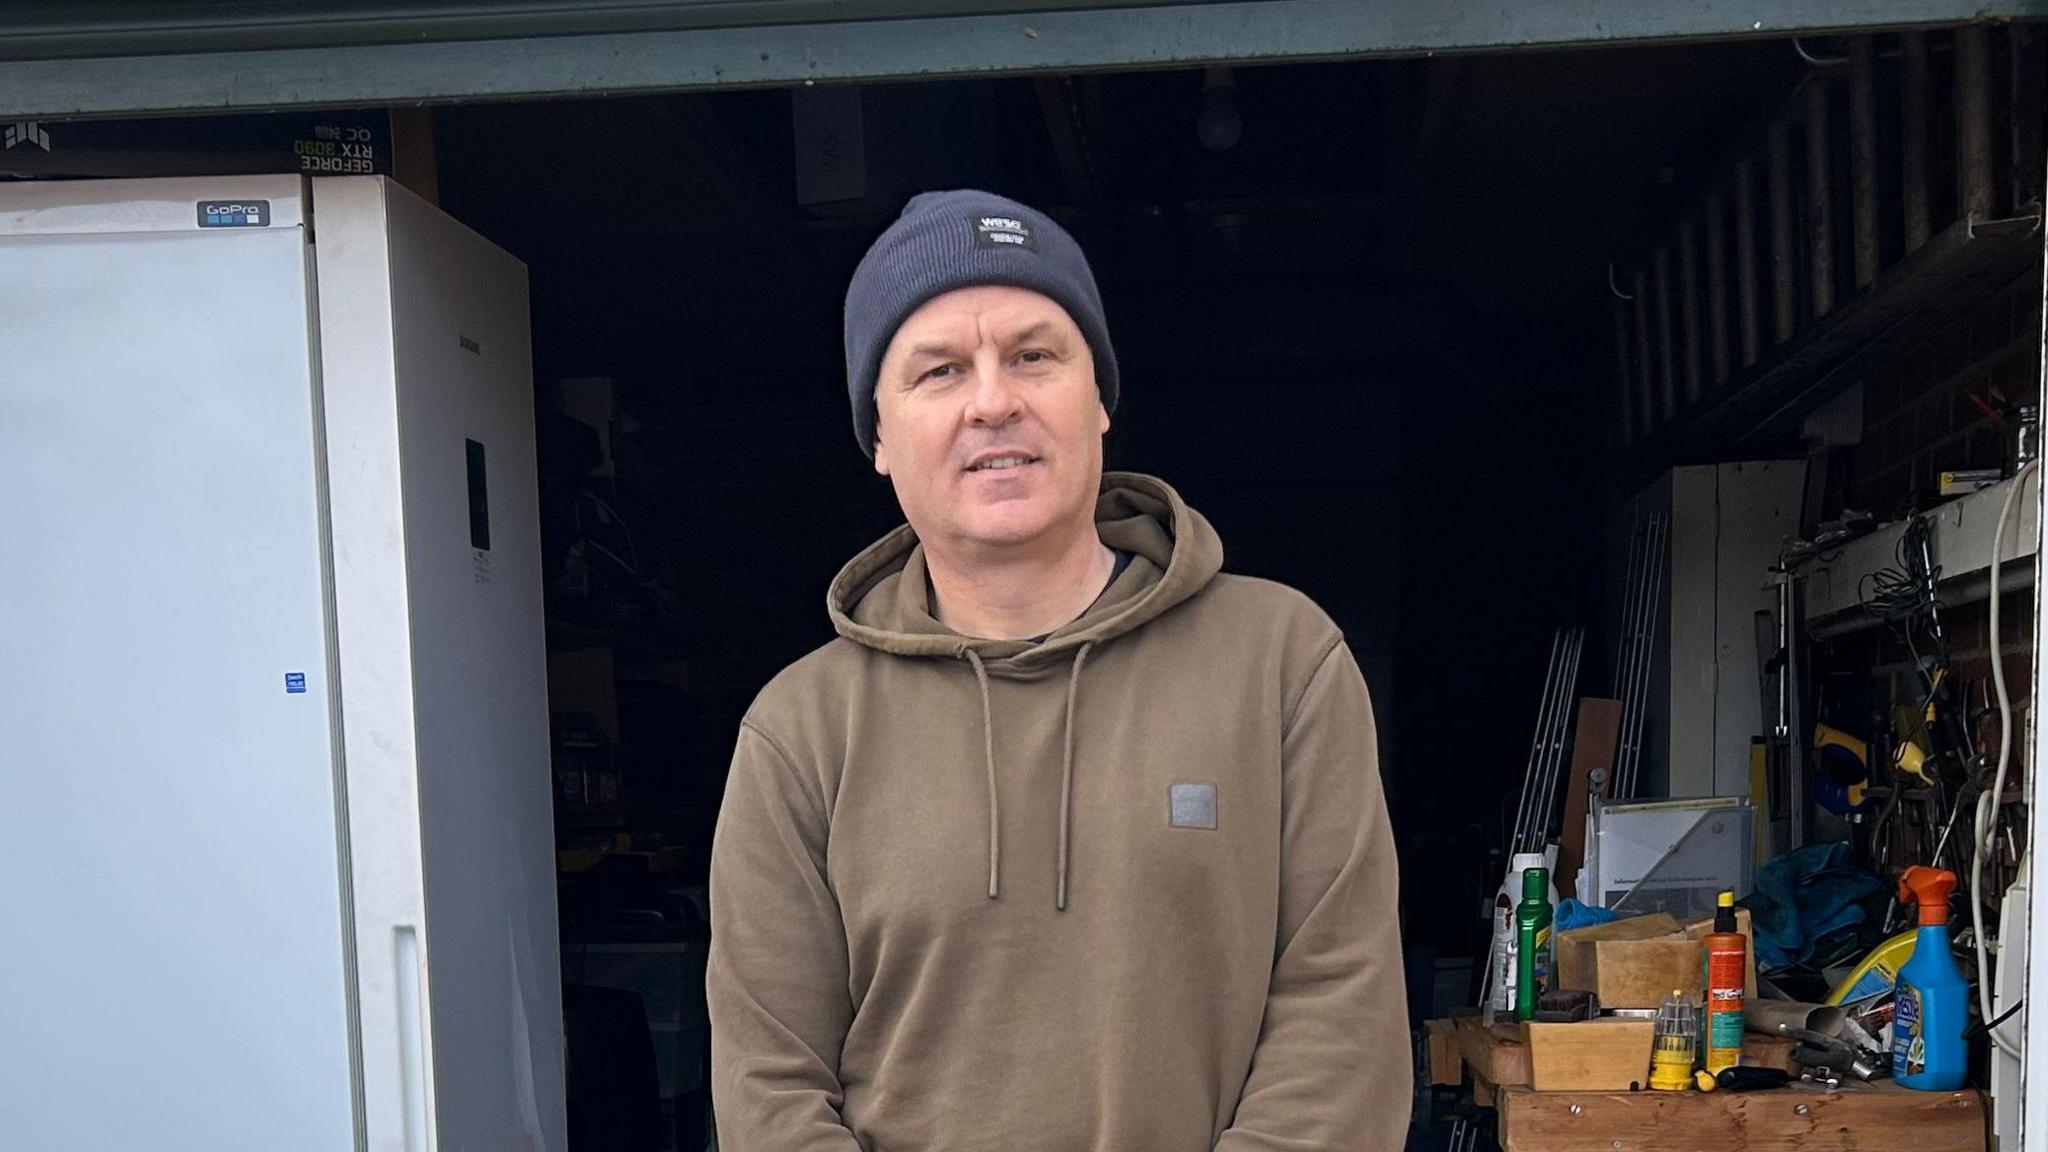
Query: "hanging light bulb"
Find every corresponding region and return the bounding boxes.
[1197,66,1243,153]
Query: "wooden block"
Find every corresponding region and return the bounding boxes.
[1426,1019,1463,1086]
[1454,1012,1530,1088]
[1496,1080,1985,1152]
[1473,1076,1496,1108]
[1523,1020,1654,1091]
[1559,698,1622,891]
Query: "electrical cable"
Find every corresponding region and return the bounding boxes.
[1975,459,2036,1059]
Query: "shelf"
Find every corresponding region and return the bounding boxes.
[1801,468,2040,633]
[1497,1079,1985,1152]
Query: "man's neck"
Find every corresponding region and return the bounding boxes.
[928,527,1117,642]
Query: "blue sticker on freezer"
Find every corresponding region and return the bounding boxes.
[285,672,307,694]
[198,200,270,228]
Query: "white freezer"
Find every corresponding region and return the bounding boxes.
[0,175,566,1152]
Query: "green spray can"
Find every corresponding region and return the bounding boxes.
[1514,865,1551,1021]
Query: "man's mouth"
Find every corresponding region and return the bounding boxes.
[965,453,1041,473]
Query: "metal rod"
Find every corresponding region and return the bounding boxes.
[1678,218,1704,403]
[1734,159,1761,366]
[1515,631,1569,847]
[1619,515,1668,797]
[1532,629,1587,850]
[1804,76,1836,318]
[1653,245,1678,415]
[1512,631,1567,849]
[1705,187,1731,386]
[1521,632,1571,853]
[1532,630,1582,848]
[1903,31,1932,250]
[1767,120,1797,344]
[1535,629,1586,850]
[1957,24,1995,223]
[1849,36,1879,288]
[1613,516,1648,696]
[1612,525,1649,798]
[1526,630,1577,851]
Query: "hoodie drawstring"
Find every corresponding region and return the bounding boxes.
[965,642,1095,910]
[965,649,1001,900]
[1056,642,1094,911]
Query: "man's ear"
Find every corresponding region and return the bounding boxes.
[1096,398,1111,436]
[872,429,891,477]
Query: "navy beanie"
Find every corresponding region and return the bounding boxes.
[843,189,1118,458]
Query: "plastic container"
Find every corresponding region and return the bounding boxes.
[1515,866,1552,1021]
[1701,891,1745,1074]
[1893,866,1968,1090]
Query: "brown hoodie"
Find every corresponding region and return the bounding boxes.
[708,473,1409,1151]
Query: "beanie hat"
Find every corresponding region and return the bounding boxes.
[843,189,1118,458]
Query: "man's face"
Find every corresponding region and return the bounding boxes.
[873,285,1109,554]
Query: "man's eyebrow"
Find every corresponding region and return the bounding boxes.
[903,341,960,360]
[1007,321,1056,344]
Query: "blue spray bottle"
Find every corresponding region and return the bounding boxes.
[1893,865,1967,1090]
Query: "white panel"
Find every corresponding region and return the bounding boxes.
[314,177,565,1152]
[1665,466,1718,797]
[1711,461,1806,798]
[313,177,431,1152]
[0,189,356,1149]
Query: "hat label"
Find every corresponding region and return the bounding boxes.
[972,214,1037,251]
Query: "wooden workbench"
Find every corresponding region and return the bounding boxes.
[1495,1080,1986,1152]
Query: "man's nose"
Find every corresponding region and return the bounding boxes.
[965,355,1024,426]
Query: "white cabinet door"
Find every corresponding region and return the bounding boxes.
[0,180,357,1151]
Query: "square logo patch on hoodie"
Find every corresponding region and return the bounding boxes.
[1169,782,1218,830]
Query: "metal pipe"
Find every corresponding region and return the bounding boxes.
[1903,31,1932,250]
[1804,76,1836,317]
[1849,36,1879,288]
[1957,24,1995,223]
[1653,245,1678,415]
[1767,120,1797,343]
[1734,159,1761,366]
[1705,188,1731,385]
[1678,218,1704,403]
[1745,1001,1848,1038]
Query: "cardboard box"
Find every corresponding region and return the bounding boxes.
[1553,908,1756,1009]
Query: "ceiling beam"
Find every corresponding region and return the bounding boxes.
[4,1,2043,121]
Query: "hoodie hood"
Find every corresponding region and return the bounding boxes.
[827,471,1224,674]
[824,471,1224,909]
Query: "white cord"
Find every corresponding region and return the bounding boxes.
[1978,459,2037,1059]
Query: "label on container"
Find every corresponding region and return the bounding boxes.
[1707,1009,1744,1051]
[1894,985,1924,1077]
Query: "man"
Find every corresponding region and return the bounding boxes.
[707,189,1408,1150]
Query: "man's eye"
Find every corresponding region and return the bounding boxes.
[1018,350,1049,364]
[919,364,956,383]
